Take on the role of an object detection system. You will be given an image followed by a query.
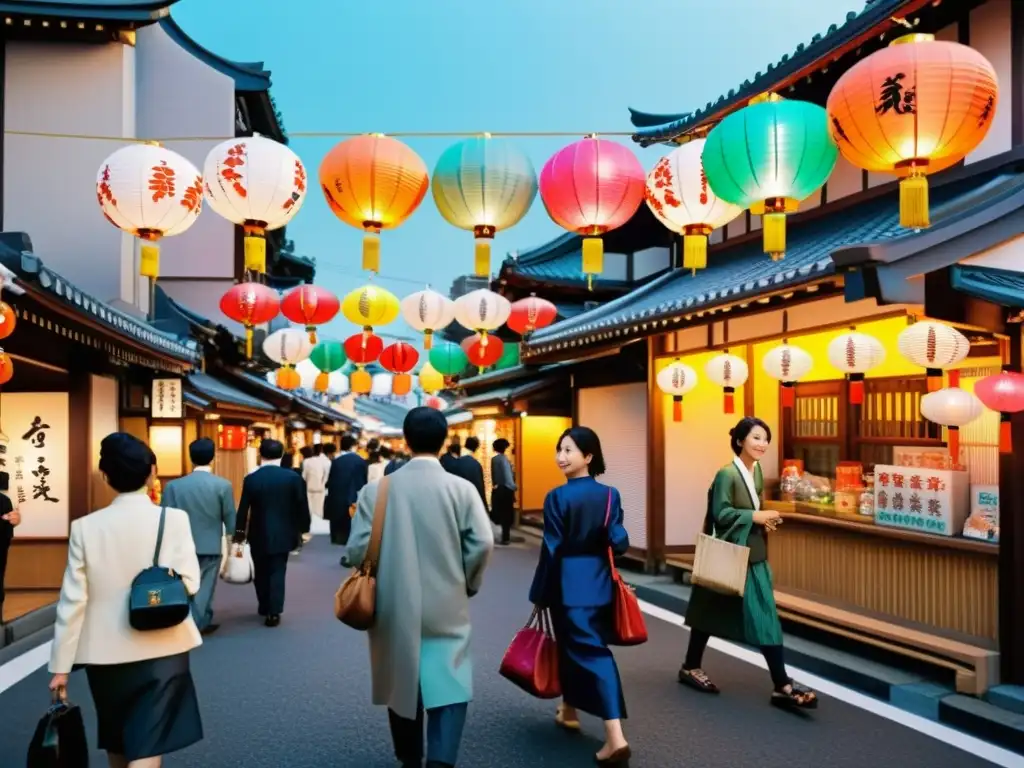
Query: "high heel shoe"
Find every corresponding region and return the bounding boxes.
[594,744,631,766]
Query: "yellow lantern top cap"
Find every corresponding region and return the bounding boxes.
[891,33,935,46]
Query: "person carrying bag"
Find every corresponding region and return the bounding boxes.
[335,477,389,630]
[221,509,254,585]
[27,689,89,768]
[129,505,192,632]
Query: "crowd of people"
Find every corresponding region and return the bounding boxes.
[40,409,812,768]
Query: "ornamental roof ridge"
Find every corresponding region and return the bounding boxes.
[0,1,182,21]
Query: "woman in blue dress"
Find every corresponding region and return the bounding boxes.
[529,426,632,767]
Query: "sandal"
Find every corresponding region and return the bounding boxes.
[555,703,581,731]
[678,667,720,694]
[595,744,631,766]
[771,681,818,710]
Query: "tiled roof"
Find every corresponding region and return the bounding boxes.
[224,367,356,426]
[159,16,271,91]
[0,1,180,20]
[188,372,275,413]
[353,397,410,429]
[951,265,1024,309]
[183,390,211,409]
[457,375,562,409]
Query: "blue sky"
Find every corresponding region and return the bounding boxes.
[174,0,861,344]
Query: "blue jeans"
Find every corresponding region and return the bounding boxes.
[388,694,468,766]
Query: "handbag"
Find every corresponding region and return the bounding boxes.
[334,477,389,630]
[128,505,191,632]
[499,607,561,699]
[220,511,254,585]
[26,691,89,767]
[691,485,750,597]
[603,490,648,646]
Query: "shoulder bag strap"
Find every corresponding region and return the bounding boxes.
[362,477,390,576]
[702,484,716,537]
[153,505,168,567]
[603,489,622,581]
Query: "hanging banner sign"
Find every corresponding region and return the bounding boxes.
[151,378,183,419]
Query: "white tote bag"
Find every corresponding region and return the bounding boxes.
[220,540,254,584]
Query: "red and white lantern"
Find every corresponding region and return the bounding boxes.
[762,342,814,408]
[656,360,698,422]
[897,320,970,392]
[705,353,749,414]
[827,330,885,405]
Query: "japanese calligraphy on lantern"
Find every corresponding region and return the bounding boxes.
[873,463,968,538]
[151,378,183,419]
[2,392,69,538]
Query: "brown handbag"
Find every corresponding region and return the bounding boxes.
[334,477,389,630]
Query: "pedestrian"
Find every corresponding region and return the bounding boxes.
[344,407,493,768]
[233,439,310,627]
[161,438,236,635]
[529,426,631,767]
[324,433,368,550]
[369,445,393,483]
[490,438,517,546]
[0,471,21,624]
[302,443,329,530]
[678,416,818,710]
[384,447,407,476]
[439,436,461,473]
[452,436,487,512]
[48,432,204,765]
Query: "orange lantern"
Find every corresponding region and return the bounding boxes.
[0,350,14,386]
[319,134,429,272]
[826,34,998,229]
[275,367,302,391]
[0,301,16,340]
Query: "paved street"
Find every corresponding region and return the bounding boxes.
[0,537,1013,767]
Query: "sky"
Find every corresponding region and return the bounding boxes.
[174,0,862,345]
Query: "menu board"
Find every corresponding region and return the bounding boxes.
[873,464,969,537]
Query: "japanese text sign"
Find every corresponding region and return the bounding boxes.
[151,378,183,419]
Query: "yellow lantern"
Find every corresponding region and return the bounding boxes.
[418,362,445,394]
[341,284,400,341]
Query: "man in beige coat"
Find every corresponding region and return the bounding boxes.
[345,407,493,768]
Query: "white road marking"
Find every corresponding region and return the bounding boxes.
[0,640,51,695]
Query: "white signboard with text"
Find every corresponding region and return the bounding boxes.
[151,378,183,419]
[2,392,70,538]
[873,464,969,537]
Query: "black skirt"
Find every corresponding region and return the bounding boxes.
[85,652,203,760]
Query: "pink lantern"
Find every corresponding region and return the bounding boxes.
[425,395,444,410]
[974,369,1024,453]
[539,135,645,289]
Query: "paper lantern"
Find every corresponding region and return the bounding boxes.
[202,135,306,275]
[342,284,400,338]
[539,135,646,288]
[328,371,350,396]
[897,321,970,391]
[429,340,469,377]
[320,134,429,272]
[371,372,394,397]
[453,289,511,338]
[219,282,280,358]
[432,136,537,277]
[425,395,445,410]
[280,284,340,343]
[921,386,983,464]
[0,350,13,386]
[0,302,16,341]
[494,343,520,370]
[96,143,203,285]
[644,140,743,272]
[827,330,885,405]
[461,333,504,374]
[703,97,837,260]
[275,367,301,391]
[263,327,313,366]
[380,342,420,396]
[507,294,557,336]
[974,369,1024,453]
[705,353,749,414]
[344,333,384,394]
[418,362,445,394]
[656,360,698,422]
[762,342,814,408]
[827,34,998,229]
[309,340,347,392]
[400,288,454,350]
[265,360,317,390]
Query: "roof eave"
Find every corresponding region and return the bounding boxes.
[0,1,181,22]
[158,15,271,91]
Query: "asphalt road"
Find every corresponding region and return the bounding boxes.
[0,536,1005,767]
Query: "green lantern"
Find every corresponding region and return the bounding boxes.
[701,95,837,260]
[309,340,347,392]
[494,343,520,371]
[429,340,469,377]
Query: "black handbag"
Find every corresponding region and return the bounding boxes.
[128,505,191,632]
[26,692,89,767]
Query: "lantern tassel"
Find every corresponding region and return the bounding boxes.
[763,213,786,260]
[351,367,371,394]
[140,242,160,280]
[362,232,381,272]
[582,237,603,290]
[245,326,253,359]
[948,426,960,465]
[392,373,412,397]
[682,233,708,272]
[948,369,961,388]
[781,382,795,408]
[307,326,317,344]
[900,173,930,230]
[849,374,865,405]
[423,330,433,350]
[672,395,683,423]
[474,239,491,278]
[244,232,266,274]
[926,369,943,392]
[723,387,735,415]
[314,372,329,392]
[1000,414,1012,453]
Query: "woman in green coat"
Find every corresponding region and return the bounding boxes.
[678,416,818,710]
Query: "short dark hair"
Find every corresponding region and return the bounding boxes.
[300,445,314,459]
[260,439,284,460]
[464,436,480,452]
[493,438,510,453]
[99,432,156,493]
[558,426,606,477]
[380,445,393,460]
[404,407,448,455]
[367,438,380,452]
[312,443,323,456]
[340,434,358,452]
[189,437,215,467]
[447,436,461,455]
[323,442,337,456]
[730,416,772,455]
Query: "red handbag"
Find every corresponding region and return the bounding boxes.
[605,490,649,646]
[500,607,561,699]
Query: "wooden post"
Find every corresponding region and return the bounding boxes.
[646,337,666,573]
[999,323,1024,684]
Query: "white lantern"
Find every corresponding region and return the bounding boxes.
[295,359,319,391]
[453,289,511,337]
[263,327,313,366]
[645,140,744,272]
[762,342,814,408]
[827,330,885,404]
[371,372,395,397]
[897,320,970,391]
[704,353,749,414]
[921,386,983,464]
[327,371,349,396]
[656,360,698,422]
[96,143,203,285]
[401,288,455,350]
[203,135,307,276]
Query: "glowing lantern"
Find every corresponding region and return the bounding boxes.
[644,140,743,272]
[263,327,313,391]
[275,367,301,391]
[432,136,537,277]
[974,370,1024,453]
[705,353,749,414]
[380,342,420,396]
[703,97,837,260]
[418,362,445,394]
[328,371,350,396]
[429,340,469,378]
[656,360,698,423]
[762,342,814,408]
[320,134,429,272]
[219,282,280,359]
[425,395,445,410]
[309,340,347,393]
[370,373,394,397]
[280,284,340,343]
[826,34,998,229]
[461,333,505,374]
[0,302,16,340]
[539,135,646,288]
[0,350,13,386]
[342,284,400,340]
[921,385,983,464]
[827,330,885,405]
[400,288,454,350]
[344,332,384,394]
[507,294,557,336]
[453,289,511,339]
[897,321,970,392]
[96,143,203,296]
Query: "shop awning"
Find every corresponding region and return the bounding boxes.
[950,265,1024,309]
[183,391,211,410]
[188,372,276,414]
[457,375,564,410]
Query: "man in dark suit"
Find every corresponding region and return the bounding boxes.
[324,433,368,550]
[452,436,488,513]
[234,439,310,627]
[439,436,461,474]
[0,471,21,625]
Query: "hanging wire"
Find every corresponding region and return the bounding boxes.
[4,129,637,143]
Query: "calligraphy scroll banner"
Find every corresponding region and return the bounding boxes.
[3,392,70,539]
[151,378,183,419]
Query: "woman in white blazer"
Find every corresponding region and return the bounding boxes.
[48,433,204,767]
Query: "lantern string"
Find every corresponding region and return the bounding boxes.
[3,129,638,142]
